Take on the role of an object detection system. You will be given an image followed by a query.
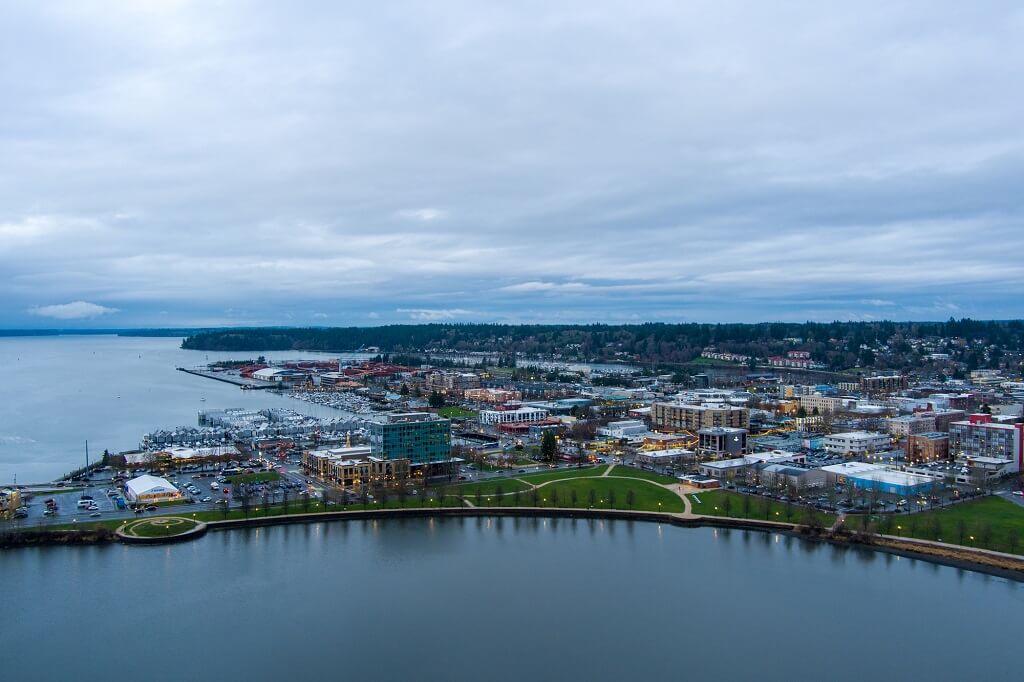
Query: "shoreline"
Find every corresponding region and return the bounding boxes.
[5,506,1022,581]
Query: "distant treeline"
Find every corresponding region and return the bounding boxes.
[179,320,1024,370]
[0,328,215,338]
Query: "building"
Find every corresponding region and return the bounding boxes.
[697,451,803,481]
[479,405,549,425]
[905,432,950,463]
[887,415,936,437]
[916,409,967,433]
[634,448,693,467]
[124,475,182,504]
[821,462,936,496]
[368,413,451,466]
[948,415,1023,474]
[822,431,891,457]
[303,445,373,478]
[650,402,750,432]
[0,487,23,520]
[860,375,908,394]
[597,420,649,442]
[798,394,855,414]
[464,388,522,403]
[326,455,410,488]
[251,367,310,385]
[697,427,748,458]
[758,463,827,490]
[426,372,481,395]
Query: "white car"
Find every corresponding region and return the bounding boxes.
[1013,491,1024,497]
[202,496,212,502]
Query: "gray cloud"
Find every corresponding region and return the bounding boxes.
[29,301,119,319]
[1,1,1023,326]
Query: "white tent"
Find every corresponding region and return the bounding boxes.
[125,474,180,503]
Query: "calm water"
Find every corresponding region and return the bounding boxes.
[0,335,370,484]
[1,518,1019,680]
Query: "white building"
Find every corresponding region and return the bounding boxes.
[635,448,693,466]
[479,406,549,425]
[125,475,182,504]
[822,431,891,457]
[597,420,649,442]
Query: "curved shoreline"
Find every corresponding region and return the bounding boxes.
[6,507,1023,580]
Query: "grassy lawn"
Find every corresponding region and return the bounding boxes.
[892,496,1024,554]
[227,471,282,485]
[470,477,683,513]
[518,465,608,484]
[26,488,84,496]
[123,518,202,538]
[437,406,479,419]
[456,479,532,496]
[609,467,678,484]
[690,490,833,526]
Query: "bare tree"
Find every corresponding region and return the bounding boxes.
[570,488,578,507]
[588,488,597,508]
[1008,528,1020,555]
[494,485,504,507]
[513,489,522,506]
[608,489,616,509]
[626,489,635,509]
[722,494,733,517]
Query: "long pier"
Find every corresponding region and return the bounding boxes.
[176,367,273,389]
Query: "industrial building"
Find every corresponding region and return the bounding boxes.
[821,462,936,496]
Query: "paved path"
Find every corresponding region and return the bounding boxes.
[602,464,616,477]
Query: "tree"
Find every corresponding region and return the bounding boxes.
[531,486,540,506]
[722,494,733,517]
[475,486,483,507]
[494,485,504,506]
[540,430,558,464]
[281,490,290,514]
[978,521,993,549]
[428,391,445,408]
[513,489,522,506]
[400,383,409,396]
[570,488,578,507]
[741,493,752,518]
[261,493,270,516]
[608,489,616,509]
[360,486,370,508]
[1008,528,1020,555]
[302,492,312,513]
[588,488,597,508]
[626,489,635,509]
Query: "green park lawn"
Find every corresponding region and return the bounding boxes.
[227,471,282,485]
[517,465,609,485]
[472,477,684,513]
[608,467,678,484]
[689,490,833,526]
[456,479,533,496]
[437,406,479,419]
[890,496,1024,554]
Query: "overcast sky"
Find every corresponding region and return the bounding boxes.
[2,1,1023,328]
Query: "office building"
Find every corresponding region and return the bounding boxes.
[368,413,451,465]
[822,431,891,457]
[949,415,1023,474]
[697,427,748,458]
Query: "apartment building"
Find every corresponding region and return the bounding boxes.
[650,402,750,432]
[905,432,950,463]
[823,431,891,457]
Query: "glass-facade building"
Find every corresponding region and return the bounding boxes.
[369,413,451,465]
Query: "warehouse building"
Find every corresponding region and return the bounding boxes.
[821,462,936,496]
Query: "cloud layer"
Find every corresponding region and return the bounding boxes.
[2,1,1023,326]
[29,301,119,320]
